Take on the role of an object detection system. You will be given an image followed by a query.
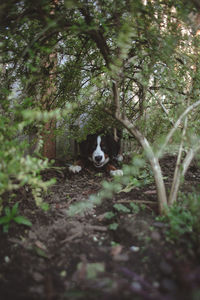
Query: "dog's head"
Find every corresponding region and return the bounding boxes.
[80,133,121,168]
[89,135,109,167]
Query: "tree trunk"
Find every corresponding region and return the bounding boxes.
[41,38,57,159]
[43,119,56,159]
[110,112,168,215]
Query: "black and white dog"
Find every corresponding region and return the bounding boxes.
[69,131,123,176]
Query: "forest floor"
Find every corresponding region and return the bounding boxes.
[0,155,200,300]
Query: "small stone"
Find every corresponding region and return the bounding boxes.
[4,256,10,263]
[131,281,142,291]
[93,236,98,242]
[130,246,140,252]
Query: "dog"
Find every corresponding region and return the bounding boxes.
[69,130,123,176]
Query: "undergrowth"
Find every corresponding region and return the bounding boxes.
[157,191,200,245]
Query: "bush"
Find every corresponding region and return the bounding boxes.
[0,113,55,212]
[158,192,200,244]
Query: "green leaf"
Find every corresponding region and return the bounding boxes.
[13,216,32,227]
[4,206,11,216]
[113,203,131,213]
[0,216,10,224]
[3,224,9,233]
[105,211,115,219]
[11,203,19,217]
[117,183,135,193]
[108,223,119,230]
[40,202,49,211]
[130,202,140,214]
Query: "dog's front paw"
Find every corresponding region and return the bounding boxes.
[110,169,123,176]
[69,165,82,173]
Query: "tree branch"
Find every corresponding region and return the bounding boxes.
[168,116,188,206]
[79,7,110,66]
[105,108,168,214]
[157,99,200,157]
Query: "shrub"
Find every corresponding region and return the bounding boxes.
[0,112,55,212]
[0,202,32,233]
[157,192,200,244]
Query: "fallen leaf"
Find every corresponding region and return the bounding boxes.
[35,240,47,250]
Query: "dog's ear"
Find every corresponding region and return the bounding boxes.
[105,133,121,158]
[79,134,98,157]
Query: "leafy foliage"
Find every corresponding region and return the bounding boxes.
[157,192,200,244]
[1,0,200,220]
[0,202,32,233]
[0,110,56,211]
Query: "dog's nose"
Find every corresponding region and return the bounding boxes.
[95,155,103,162]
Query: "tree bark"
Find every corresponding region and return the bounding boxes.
[41,1,58,160]
[41,52,57,160]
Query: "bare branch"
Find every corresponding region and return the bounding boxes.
[105,108,168,214]
[148,90,174,126]
[158,99,200,157]
[168,116,188,206]
[182,143,200,177]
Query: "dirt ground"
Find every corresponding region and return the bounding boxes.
[0,156,200,300]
